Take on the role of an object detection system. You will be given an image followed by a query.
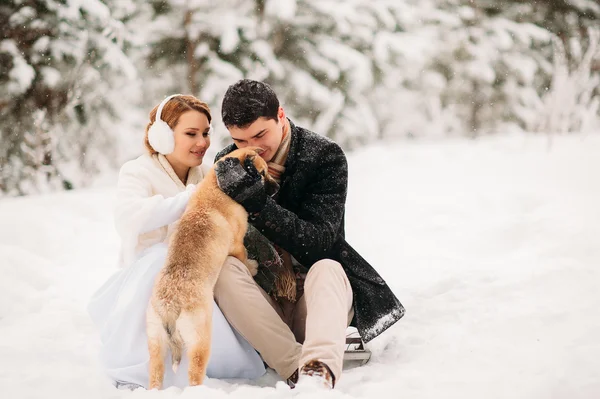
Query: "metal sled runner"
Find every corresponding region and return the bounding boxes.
[343,335,371,369]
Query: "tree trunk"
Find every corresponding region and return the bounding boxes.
[184,9,198,94]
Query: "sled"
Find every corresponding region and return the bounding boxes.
[343,333,371,369]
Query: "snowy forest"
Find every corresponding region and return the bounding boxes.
[1,0,599,197]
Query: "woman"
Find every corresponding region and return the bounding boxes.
[87,95,266,389]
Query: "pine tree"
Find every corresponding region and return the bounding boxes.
[140,0,408,148]
[535,28,600,135]
[367,0,558,138]
[0,0,139,196]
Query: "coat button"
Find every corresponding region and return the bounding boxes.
[341,250,348,257]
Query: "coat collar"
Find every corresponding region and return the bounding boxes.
[155,153,204,190]
[281,118,301,179]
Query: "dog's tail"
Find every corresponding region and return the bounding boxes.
[164,318,183,373]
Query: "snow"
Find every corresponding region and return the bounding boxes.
[0,40,35,94]
[218,15,241,54]
[250,41,285,79]
[318,38,373,91]
[265,0,297,21]
[8,6,36,25]
[59,0,111,22]
[1,134,600,398]
[99,35,138,80]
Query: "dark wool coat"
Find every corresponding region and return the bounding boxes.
[215,119,405,342]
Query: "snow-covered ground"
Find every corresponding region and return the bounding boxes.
[1,134,599,399]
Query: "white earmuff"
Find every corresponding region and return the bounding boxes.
[147,94,182,155]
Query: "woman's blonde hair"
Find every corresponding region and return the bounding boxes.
[144,95,211,155]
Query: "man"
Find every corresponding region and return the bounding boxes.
[213,79,404,389]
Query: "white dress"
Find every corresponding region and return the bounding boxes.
[87,154,265,389]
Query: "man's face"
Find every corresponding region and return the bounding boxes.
[227,107,286,162]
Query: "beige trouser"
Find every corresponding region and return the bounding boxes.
[214,256,354,381]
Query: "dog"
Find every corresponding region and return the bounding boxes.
[146,146,279,389]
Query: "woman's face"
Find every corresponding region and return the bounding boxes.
[167,110,211,168]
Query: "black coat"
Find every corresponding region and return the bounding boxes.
[215,120,405,342]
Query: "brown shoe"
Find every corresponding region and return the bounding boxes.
[297,359,335,389]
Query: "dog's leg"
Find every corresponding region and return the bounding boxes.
[230,243,258,276]
[147,304,168,390]
[178,303,212,386]
[229,241,248,263]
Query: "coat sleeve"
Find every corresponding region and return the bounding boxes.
[214,144,237,163]
[251,143,348,265]
[113,161,192,241]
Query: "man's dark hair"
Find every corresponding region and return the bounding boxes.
[221,79,280,128]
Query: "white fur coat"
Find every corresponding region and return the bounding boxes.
[114,153,208,267]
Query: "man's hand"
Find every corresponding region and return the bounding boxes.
[215,157,267,213]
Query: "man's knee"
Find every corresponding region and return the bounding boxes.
[305,258,354,321]
[215,256,253,293]
[306,259,346,282]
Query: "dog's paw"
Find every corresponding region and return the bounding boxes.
[245,259,259,276]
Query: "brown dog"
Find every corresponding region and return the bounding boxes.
[146,146,278,389]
